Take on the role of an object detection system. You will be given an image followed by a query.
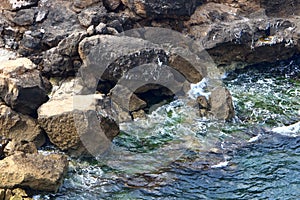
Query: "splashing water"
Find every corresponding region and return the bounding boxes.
[39,59,300,199]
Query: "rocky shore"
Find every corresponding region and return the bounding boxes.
[0,0,299,199]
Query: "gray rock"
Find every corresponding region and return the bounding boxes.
[11,9,35,26]
[103,0,122,10]
[210,86,235,121]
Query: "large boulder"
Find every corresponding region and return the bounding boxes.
[121,0,197,19]
[0,58,49,117]
[38,79,119,157]
[210,86,235,120]
[0,152,68,192]
[0,102,45,148]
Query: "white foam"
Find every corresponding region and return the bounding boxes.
[188,78,211,100]
[211,161,229,168]
[272,121,300,137]
[248,134,261,143]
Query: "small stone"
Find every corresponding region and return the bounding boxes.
[95,23,108,34]
[35,10,48,22]
[132,110,146,120]
[11,188,28,197]
[87,25,95,36]
[197,95,209,109]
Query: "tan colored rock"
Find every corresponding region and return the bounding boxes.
[0,189,4,200]
[3,140,37,157]
[0,58,49,116]
[0,153,68,192]
[169,54,203,83]
[210,86,235,120]
[0,103,45,148]
[38,79,119,157]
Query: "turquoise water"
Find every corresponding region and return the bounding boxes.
[41,58,300,200]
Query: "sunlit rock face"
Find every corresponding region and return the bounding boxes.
[0,152,68,192]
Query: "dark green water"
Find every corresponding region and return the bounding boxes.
[40,59,300,200]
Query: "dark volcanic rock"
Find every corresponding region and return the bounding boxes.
[121,0,198,19]
[41,31,87,77]
[0,58,49,117]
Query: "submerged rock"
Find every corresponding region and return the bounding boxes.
[0,58,49,117]
[0,152,68,192]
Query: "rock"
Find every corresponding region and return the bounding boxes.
[260,0,300,17]
[0,0,38,11]
[77,3,108,27]
[38,0,82,48]
[38,79,119,157]
[73,0,101,10]
[0,152,68,192]
[132,109,146,120]
[0,189,4,200]
[3,140,37,157]
[185,4,300,68]
[197,95,209,109]
[103,0,122,11]
[10,188,30,199]
[10,9,35,26]
[209,86,235,120]
[169,54,203,83]
[87,25,95,36]
[0,103,45,148]
[41,32,87,77]
[4,189,11,200]
[0,58,49,116]
[121,0,197,19]
[95,23,108,34]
